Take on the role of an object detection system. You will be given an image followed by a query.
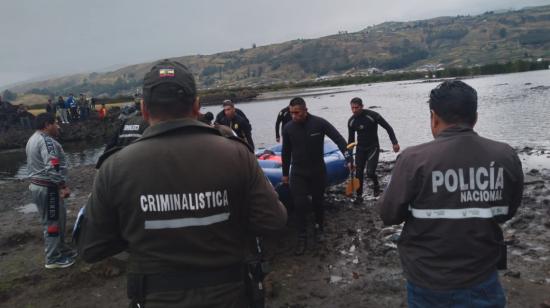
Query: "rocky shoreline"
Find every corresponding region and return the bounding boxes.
[0,112,120,151]
[0,158,548,307]
[0,89,259,151]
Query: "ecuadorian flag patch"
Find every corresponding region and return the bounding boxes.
[159,68,175,78]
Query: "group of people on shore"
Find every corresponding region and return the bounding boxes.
[26,59,524,308]
[45,93,102,124]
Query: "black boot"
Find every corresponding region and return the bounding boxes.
[294,233,307,256]
[371,177,381,197]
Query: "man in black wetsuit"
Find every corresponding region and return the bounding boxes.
[275,104,292,143]
[282,97,351,255]
[217,100,254,150]
[348,97,400,202]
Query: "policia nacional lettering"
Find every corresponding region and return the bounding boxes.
[432,162,504,203]
[140,190,229,212]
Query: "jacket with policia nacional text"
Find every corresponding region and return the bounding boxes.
[377,126,523,290]
[78,118,286,304]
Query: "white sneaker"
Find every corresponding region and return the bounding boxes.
[45,256,75,269]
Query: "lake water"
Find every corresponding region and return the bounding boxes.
[1,70,549,180]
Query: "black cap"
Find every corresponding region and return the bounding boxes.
[143,59,196,104]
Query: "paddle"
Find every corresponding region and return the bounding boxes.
[345,143,360,197]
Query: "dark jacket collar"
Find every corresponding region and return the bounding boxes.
[140,118,219,140]
[436,125,477,139]
[95,118,219,169]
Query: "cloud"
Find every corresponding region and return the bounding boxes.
[1,0,549,87]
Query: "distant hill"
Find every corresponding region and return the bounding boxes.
[10,5,550,97]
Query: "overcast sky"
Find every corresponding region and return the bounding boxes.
[1,0,549,88]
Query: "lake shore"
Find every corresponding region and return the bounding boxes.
[0,157,548,307]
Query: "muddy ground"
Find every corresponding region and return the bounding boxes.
[0,158,549,308]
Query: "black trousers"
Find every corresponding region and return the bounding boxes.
[290,170,326,234]
[355,146,380,196]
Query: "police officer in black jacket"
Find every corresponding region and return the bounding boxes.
[215,99,250,125]
[275,105,291,143]
[104,102,149,152]
[217,100,254,150]
[77,59,287,308]
[282,97,350,255]
[377,81,523,307]
[348,97,399,202]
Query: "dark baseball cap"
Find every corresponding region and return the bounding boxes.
[143,59,196,104]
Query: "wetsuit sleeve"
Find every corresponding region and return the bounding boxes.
[497,151,524,223]
[282,126,292,176]
[375,113,398,145]
[275,111,283,139]
[245,150,287,234]
[39,137,66,185]
[78,161,127,262]
[376,152,419,225]
[347,117,355,144]
[322,118,350,161]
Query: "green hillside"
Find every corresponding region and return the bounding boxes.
[10,5,550,97]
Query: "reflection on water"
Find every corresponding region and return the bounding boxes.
[1,70,549,180]
[0,142,105,180]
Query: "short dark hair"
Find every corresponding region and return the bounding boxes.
[222,100,234,108]
[429,80,477,125]
[289,97,306,108]
[34,112,56,130]
[350,97,363,106]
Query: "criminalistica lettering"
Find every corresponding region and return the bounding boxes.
[140,190,229,212]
